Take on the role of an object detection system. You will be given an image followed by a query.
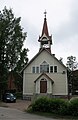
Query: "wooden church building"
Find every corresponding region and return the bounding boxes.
[22,12,68,100]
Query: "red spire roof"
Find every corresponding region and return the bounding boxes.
[41,17,49,37]
[38,10,52,46]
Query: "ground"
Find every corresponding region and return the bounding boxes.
[1,99,31,111]
[0,100,76,120]
[0,107,61,120]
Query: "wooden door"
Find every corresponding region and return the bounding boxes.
[40,81,47,93]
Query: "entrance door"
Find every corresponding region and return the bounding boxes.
[40,81,47,93]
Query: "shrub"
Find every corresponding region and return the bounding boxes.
[15,92,22,99]
[49,98,68,115]
[32,97,50,112]
[29,97,78,116]
[68,98,78,116]
[31,97,68,114]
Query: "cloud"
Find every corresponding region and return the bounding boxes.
[0,0,78,65]
[50,0,78,65]
[55,0,78,42]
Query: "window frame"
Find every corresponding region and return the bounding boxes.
[40,61,49,73]
[32,66,35,73]
[50,66,53,73]
[54,66,58,73]
[36,66,39,73]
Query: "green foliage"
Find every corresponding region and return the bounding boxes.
[66,56,77,71]
[31,97,67,115]
[66,56,78,95]
[29,97,78,116]
[0,6,28,71]
[15,92,22,99]
[0,6,28,94]
[49,98,68,115]
[68,98,78,116]
[32,97,50,112]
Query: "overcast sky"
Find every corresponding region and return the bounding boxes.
[0,0,78,65]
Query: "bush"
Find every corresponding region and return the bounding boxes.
[28,97,78,116]
[31,97,68,114]
[49,98,68,115]
[32,97,50,112]
[15,92,22,99]
[68,98,78,116]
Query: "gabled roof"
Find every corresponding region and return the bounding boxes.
[34,72,54,84]
[21,48,67,73]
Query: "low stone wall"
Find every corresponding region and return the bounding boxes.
[23,93,68,101]
[23,94,33,101]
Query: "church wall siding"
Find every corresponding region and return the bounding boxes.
[23,73,68,95]
[35,75,52,94]
[49,73,68,95]
[23,50,68,99]
[24,51,66,74]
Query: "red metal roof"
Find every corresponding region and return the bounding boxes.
[42,17,49,37]
[38,17,52,44]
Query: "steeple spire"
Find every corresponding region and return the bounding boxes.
[41,10,49,37]
[38,11,52,53]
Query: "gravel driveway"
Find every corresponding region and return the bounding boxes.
[0,107,61,120]
[2,99,31,111]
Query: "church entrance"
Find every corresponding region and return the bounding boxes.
[40,81,47,93]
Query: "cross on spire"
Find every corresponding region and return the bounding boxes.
[44,10,47,18]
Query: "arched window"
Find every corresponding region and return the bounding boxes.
[40,61,49,73]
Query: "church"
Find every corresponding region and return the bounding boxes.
[22,12,68,100]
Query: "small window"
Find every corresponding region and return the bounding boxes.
[46,65,49,73]
[54,66,57,73]
[40,61,49,73]
[36,67,39,73]
[50,66,53,73]
[32,67,35,73]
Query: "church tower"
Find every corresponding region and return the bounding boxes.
[38,11,52,53]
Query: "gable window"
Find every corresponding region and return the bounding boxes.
[40,61,49,73]
[54,66,57,73]
[32,67,35,73]
[36,66,39,73]
[50,66,53,73]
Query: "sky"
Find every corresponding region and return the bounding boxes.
[0,0,78,66]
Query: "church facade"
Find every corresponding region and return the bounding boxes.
[22,12,68,100]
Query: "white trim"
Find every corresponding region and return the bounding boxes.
[23,93,33,95]
[31,66,35,73]
[40,33,49,41]
[65,73,68,95]
[23,72,26,94]
[35,66,39,73]
[50,65,53,73]
[39,60,49,65]
[31,64,59,74]
[54,65,58,73]
[53,93,68,95]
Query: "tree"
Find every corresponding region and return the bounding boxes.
[66,56,78,95]
[72,70,78,95]
[66,56,78,71]
[15,48,29,72]
[0,7,28,96]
